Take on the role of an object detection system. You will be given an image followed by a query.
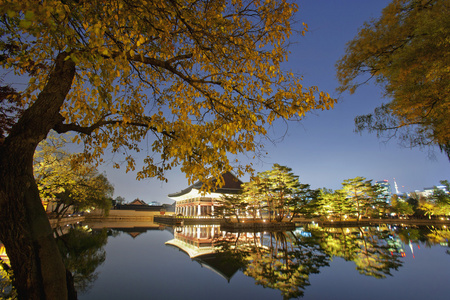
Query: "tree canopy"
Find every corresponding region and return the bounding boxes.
[234,164,316,222]
[336,0,450,159]
[34,135,114,217]
[1,0,334,185]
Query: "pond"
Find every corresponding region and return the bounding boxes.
[3,222,449,299]
[72,222,450,300]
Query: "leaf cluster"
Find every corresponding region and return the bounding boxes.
[34,134,114,216]
[1,0,335,186]
[336,0,450,158]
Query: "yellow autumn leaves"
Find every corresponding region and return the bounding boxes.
[1,0,336,186]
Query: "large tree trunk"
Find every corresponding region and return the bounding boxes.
[0,53,76,299]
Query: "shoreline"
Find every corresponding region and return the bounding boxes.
[48,214,450,229]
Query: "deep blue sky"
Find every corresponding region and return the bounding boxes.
[100,0,448,203]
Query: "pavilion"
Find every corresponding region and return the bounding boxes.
[168,172,243,217]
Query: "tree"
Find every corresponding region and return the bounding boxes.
[0,1,335,298]
[424,180,450,217]
[336,0,450,159]
[240,179,266,220]
[34,135,114,218]
[389,195,414,217]
[316,188,353,221]
[257,164,302,222]
[113,196,125,206]
[55,173,114,217]
[341,177,376,221]
[287,183,319,221]
[215,194,247,223]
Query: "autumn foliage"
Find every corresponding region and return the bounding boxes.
[2,0,334,185]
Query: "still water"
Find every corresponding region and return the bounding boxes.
[70,223,449,300]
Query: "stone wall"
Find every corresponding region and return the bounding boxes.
[86,209,174,222]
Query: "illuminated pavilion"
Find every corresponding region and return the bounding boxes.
[168,172,243,217]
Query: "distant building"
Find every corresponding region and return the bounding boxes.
[421,185,449,198]
[129,199,148,206]
[116,199,162,211]
[168,172,243,217]
[375,180,392,202]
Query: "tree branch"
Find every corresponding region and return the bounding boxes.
[53,117,176,139]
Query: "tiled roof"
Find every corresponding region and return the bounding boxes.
[168,171,243,198]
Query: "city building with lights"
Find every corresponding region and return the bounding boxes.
[375,180,393,203]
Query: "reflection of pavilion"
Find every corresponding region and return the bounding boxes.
[168,172,242,217]
[165,225,221,258]
[165,225,242,282]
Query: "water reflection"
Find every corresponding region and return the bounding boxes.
[2,223,450,299]
[315,226,403,279]
[223,230,330,299]
[54,225,108,293]
[165,224,450,299]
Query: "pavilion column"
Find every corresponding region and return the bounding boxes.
[198,205,201,216]
[211,206,214,217]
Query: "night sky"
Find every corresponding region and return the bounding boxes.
[99,0,449,203]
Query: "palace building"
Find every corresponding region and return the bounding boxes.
[168,172,243,217]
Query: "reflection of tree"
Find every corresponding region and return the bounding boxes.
[319,226,403,279]
[214,232,253,274]
[55,227,108,293]
[425,227,450,255]
[396,225,450,254]
[318,227,359,261]
[353,228,402,278]
[216,230,330,299]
